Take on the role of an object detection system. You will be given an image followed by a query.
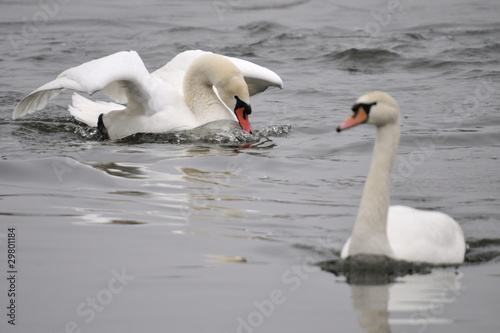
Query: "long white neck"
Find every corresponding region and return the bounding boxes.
[348,120,400,258]
[184,76,233,126]
[183,54,239,127]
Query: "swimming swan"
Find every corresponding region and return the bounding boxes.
[12,50,283,140]
[337,92,466,265]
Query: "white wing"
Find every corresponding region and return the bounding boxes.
[341,205,465,265]
[387,205,465,265]
[12,51,152,121]
[13,50,282,139]
[151,50,207,97]
[226,55,284,95]
[152,50,283,97]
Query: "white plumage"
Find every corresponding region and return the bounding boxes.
[13,50,283,140]
[338,92,466,265]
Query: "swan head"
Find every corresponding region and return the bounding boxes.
[215,73,253,134]
[185,53,254,134]
[337,91,400,132]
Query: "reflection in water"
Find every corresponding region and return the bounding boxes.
[89,162,149,179]
[74,138,285,227]
[74,212,188,226]
[319,256,463,333]
[181,167,244,187]
[74,213,146,225]
[183,145,240,158]
[79,153,261,225]
[78,137,280,226]
[204,254,248,264]
[88,161,186,182]
[172,229,273,242]
[351,284,390,333]
[348,269,463,333]
[179,166,258,221]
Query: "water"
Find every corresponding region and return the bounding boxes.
[1,0,500,332]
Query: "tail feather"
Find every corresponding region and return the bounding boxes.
[68,93,125,127]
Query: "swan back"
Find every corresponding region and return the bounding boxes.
[387,206,466,264]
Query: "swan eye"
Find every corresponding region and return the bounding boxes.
[352,102,377,115]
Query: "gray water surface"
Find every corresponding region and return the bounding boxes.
[1,0,500,332]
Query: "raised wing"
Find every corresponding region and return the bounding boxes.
[226,56,284,96]
[12,51,151,119]
[152,50,283,97]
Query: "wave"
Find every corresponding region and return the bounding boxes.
[235,0,311,11]
[318,255,437,285]
[465,238,500,264]
[325,44,496,73]
[238,21,286,35]
[322,48,402,73]
[4,99,291,144]
[316,234,500,284]
[326,48,401,63]
[77,120,291,145]
[318,238,500,284]
[438,43,500,62]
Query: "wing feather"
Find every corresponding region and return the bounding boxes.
[152,50,283,97]
[13,51,150,119]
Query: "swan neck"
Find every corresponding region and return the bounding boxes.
[349,121,400,257]
[183,60,235,126]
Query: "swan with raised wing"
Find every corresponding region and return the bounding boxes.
[337,91,466,265]
[13,50,283,140]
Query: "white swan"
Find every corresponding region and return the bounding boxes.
[12,50,283,140]
[337,91,466,265]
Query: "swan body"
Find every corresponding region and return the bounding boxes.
[337,92,465,265]
[13,50,283,140]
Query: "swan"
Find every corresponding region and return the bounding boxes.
[12,50,283,140]
[337,91,466,265]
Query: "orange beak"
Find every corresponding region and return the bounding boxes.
[234,97,254,134]
[235,107,253,134]
[337,106,369,132]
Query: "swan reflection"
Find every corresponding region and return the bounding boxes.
[349,269,463,333]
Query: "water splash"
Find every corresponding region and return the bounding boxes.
[77,120,291,145]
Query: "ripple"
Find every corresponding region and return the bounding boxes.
[318,255,443,285]
[318,236,500,285]
[465,238,500,263]
[238,21,285,35]
[322,48,403,74]
[325,48,402,63]
[114,123,291,145]
[236,0,311,11]
[10,113,291,145]
[439,43,500,63]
